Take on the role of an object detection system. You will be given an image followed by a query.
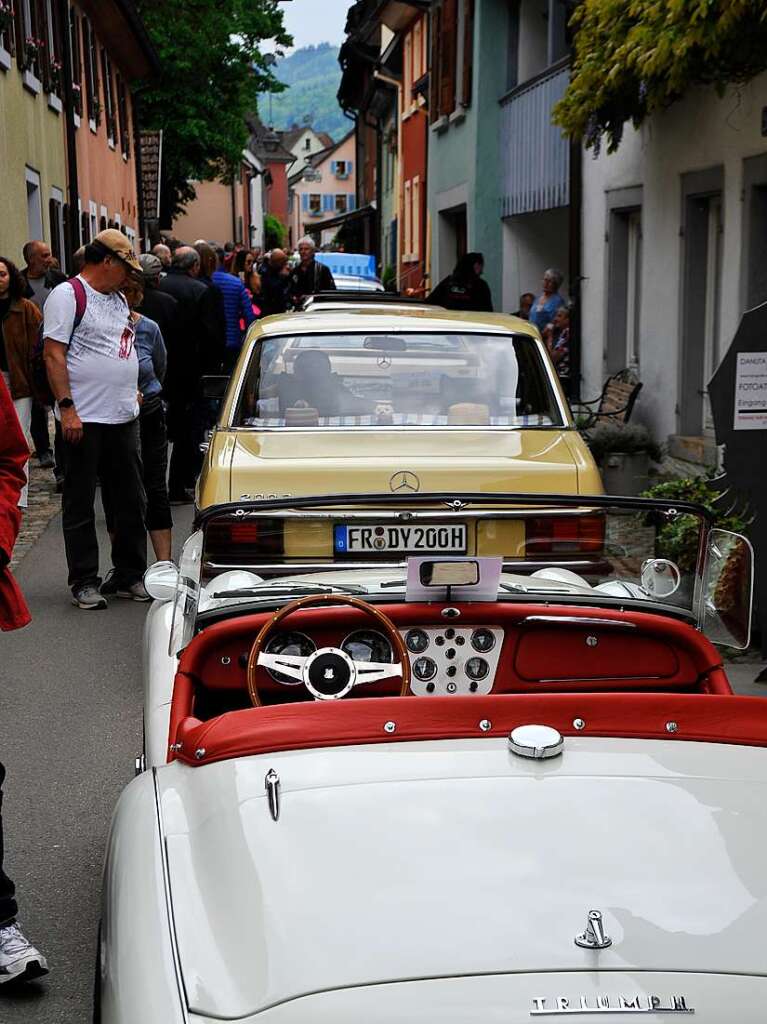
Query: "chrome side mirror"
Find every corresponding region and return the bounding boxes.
[143,560,179,603]
[640,558,681,598]
[701,530,754,649]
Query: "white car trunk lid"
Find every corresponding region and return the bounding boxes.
[159,738,767,1019]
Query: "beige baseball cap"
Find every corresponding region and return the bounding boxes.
[93,228,142,272]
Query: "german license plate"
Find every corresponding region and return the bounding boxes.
[334,523,467,555]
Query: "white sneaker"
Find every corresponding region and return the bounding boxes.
[0,922,49,983]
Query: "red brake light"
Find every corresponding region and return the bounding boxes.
[205,518,284,564]
[526,514,605,554]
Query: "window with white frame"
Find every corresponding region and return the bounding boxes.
[82,16,100,125]
[309,193,321,214]
[403,179,412,259]
[335,193,347,213]
[0,0,14,64]
[49,189,67,269]
[26,167,43,240]
[101,47,116,143]
[68,5,83,116]
[412,176,421,261]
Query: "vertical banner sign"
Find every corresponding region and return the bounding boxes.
[734,352,767,430]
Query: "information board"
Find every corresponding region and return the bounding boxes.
[734,351,767,430]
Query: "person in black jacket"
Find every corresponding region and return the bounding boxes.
[428,252,494,313]
[157,247,224,503]
[289,237,335,307]
[259,249,291,318]
[20,241,68,469]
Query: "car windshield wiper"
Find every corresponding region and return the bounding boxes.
[499,582,573,594]
[213,582,369,598]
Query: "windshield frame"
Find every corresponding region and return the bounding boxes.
[225,330,570,432]
[193,491,713,625]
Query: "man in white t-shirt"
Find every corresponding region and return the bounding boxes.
[44,230,148,610]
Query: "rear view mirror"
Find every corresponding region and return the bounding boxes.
[420,560,480,588]
[202,375,229,400]
[700,529,754,649]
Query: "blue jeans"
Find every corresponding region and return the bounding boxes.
[0,763,17,926]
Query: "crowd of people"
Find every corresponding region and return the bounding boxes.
[0,230,338,977]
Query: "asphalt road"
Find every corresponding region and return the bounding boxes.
[0,501,194,1022]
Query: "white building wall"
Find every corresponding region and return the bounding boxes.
[581,72,767,442]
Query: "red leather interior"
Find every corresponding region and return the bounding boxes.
[167,602,733,762]
[178,602,723,695]
[171,692,767,767]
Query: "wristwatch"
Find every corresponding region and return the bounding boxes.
[57,397,75,410]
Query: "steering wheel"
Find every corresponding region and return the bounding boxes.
[247,594,411,706]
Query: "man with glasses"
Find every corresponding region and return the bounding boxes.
[43,230,148,609]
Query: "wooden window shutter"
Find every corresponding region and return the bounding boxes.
[461,0,475,108]
[440,0,457,118]
[36,0,50,91]
[429,6,441,123]
[14,0,26,68]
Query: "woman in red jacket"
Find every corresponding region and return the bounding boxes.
[0,373,48,983]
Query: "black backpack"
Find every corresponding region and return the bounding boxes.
[32,278,87,406]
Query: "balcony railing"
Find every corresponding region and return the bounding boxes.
[499,58,570,218]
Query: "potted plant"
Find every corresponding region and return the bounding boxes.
[586,422,662,496]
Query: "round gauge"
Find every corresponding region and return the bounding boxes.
[341,630,394,665]
[466,657,489,681]
[405,629,429,654]
[413,656,437,682]
[471,628,496,654]
[264,631,316,684]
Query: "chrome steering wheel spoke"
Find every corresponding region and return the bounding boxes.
[256,651,308,683]
[353,661,404,686]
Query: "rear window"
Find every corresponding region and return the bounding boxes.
[234,332,563,428]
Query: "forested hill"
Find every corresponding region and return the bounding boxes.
[258,43,347,141]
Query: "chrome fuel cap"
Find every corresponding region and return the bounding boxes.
[508,724,564,760]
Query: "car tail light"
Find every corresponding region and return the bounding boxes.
[525,513,605,554]
[204,518,284,564]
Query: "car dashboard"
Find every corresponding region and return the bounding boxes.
[177,601,730,724]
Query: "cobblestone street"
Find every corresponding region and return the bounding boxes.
[10,457,61,569]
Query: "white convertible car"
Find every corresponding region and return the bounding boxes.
[98,492,765,1023]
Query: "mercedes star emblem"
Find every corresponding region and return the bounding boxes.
[377,353,392,368]
[390,471,420,493]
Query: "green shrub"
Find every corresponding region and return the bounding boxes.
[264,214,286,250]
[640,476,751,572]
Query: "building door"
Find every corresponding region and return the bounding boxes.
[438,205,467,280]
[702,196,723,434]
[680,170,723,438]
[606,198,642,374]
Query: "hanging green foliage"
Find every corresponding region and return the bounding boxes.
[134,0,292,222]
[553,1,767,153]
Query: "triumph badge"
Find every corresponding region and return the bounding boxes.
[531,994,694,1015]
